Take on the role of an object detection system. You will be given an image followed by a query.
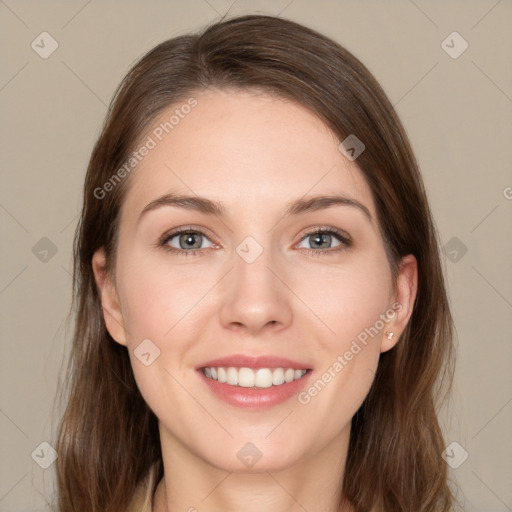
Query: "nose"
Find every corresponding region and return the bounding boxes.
[219,246,293,335]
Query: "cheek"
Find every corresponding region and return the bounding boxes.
[115,254,216,405]
[115,257,205,423]
[289,250,393,347]
[117,254,210,342]
[290,252,392,414]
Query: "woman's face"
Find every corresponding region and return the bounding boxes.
[94,88,417,473]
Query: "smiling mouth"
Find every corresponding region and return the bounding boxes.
[201,366,309,388]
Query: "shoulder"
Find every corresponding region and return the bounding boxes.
[127,463,160,512]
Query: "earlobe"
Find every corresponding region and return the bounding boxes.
[380,254,418,353]
[92,248,127,346]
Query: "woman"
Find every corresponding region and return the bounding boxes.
[54,14,458,512]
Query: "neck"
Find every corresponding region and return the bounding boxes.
[152,424,355,512]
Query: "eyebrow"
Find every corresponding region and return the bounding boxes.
[138,192,373,223]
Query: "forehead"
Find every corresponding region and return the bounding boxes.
[121,88,376,223]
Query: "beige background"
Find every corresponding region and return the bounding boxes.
[1,1,511,511]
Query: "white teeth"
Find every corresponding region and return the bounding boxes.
[272,368,285,385]
[217,367,227,383]
[226,367,238,386]
[202,366,308,388]
[238,367,255,387]
[284,368,295,383]
[255,368,273,388]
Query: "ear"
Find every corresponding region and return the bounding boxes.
[380,254,418,353]
[92,247,127,346]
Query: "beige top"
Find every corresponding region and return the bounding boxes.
[127,464,159,512]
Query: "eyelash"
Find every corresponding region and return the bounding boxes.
[157,226,352,258]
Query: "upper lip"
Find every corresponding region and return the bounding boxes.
[197,354,312,370]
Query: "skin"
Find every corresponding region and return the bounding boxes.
[93,88,417,512]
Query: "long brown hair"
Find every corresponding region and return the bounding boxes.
[54,14,458,512]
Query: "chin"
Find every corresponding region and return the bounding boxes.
[198,439,307,474]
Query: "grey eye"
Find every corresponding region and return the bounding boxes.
[297,231,342,250]
[166,231,213,250]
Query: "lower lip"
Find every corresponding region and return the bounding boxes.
[198,370,312,409]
